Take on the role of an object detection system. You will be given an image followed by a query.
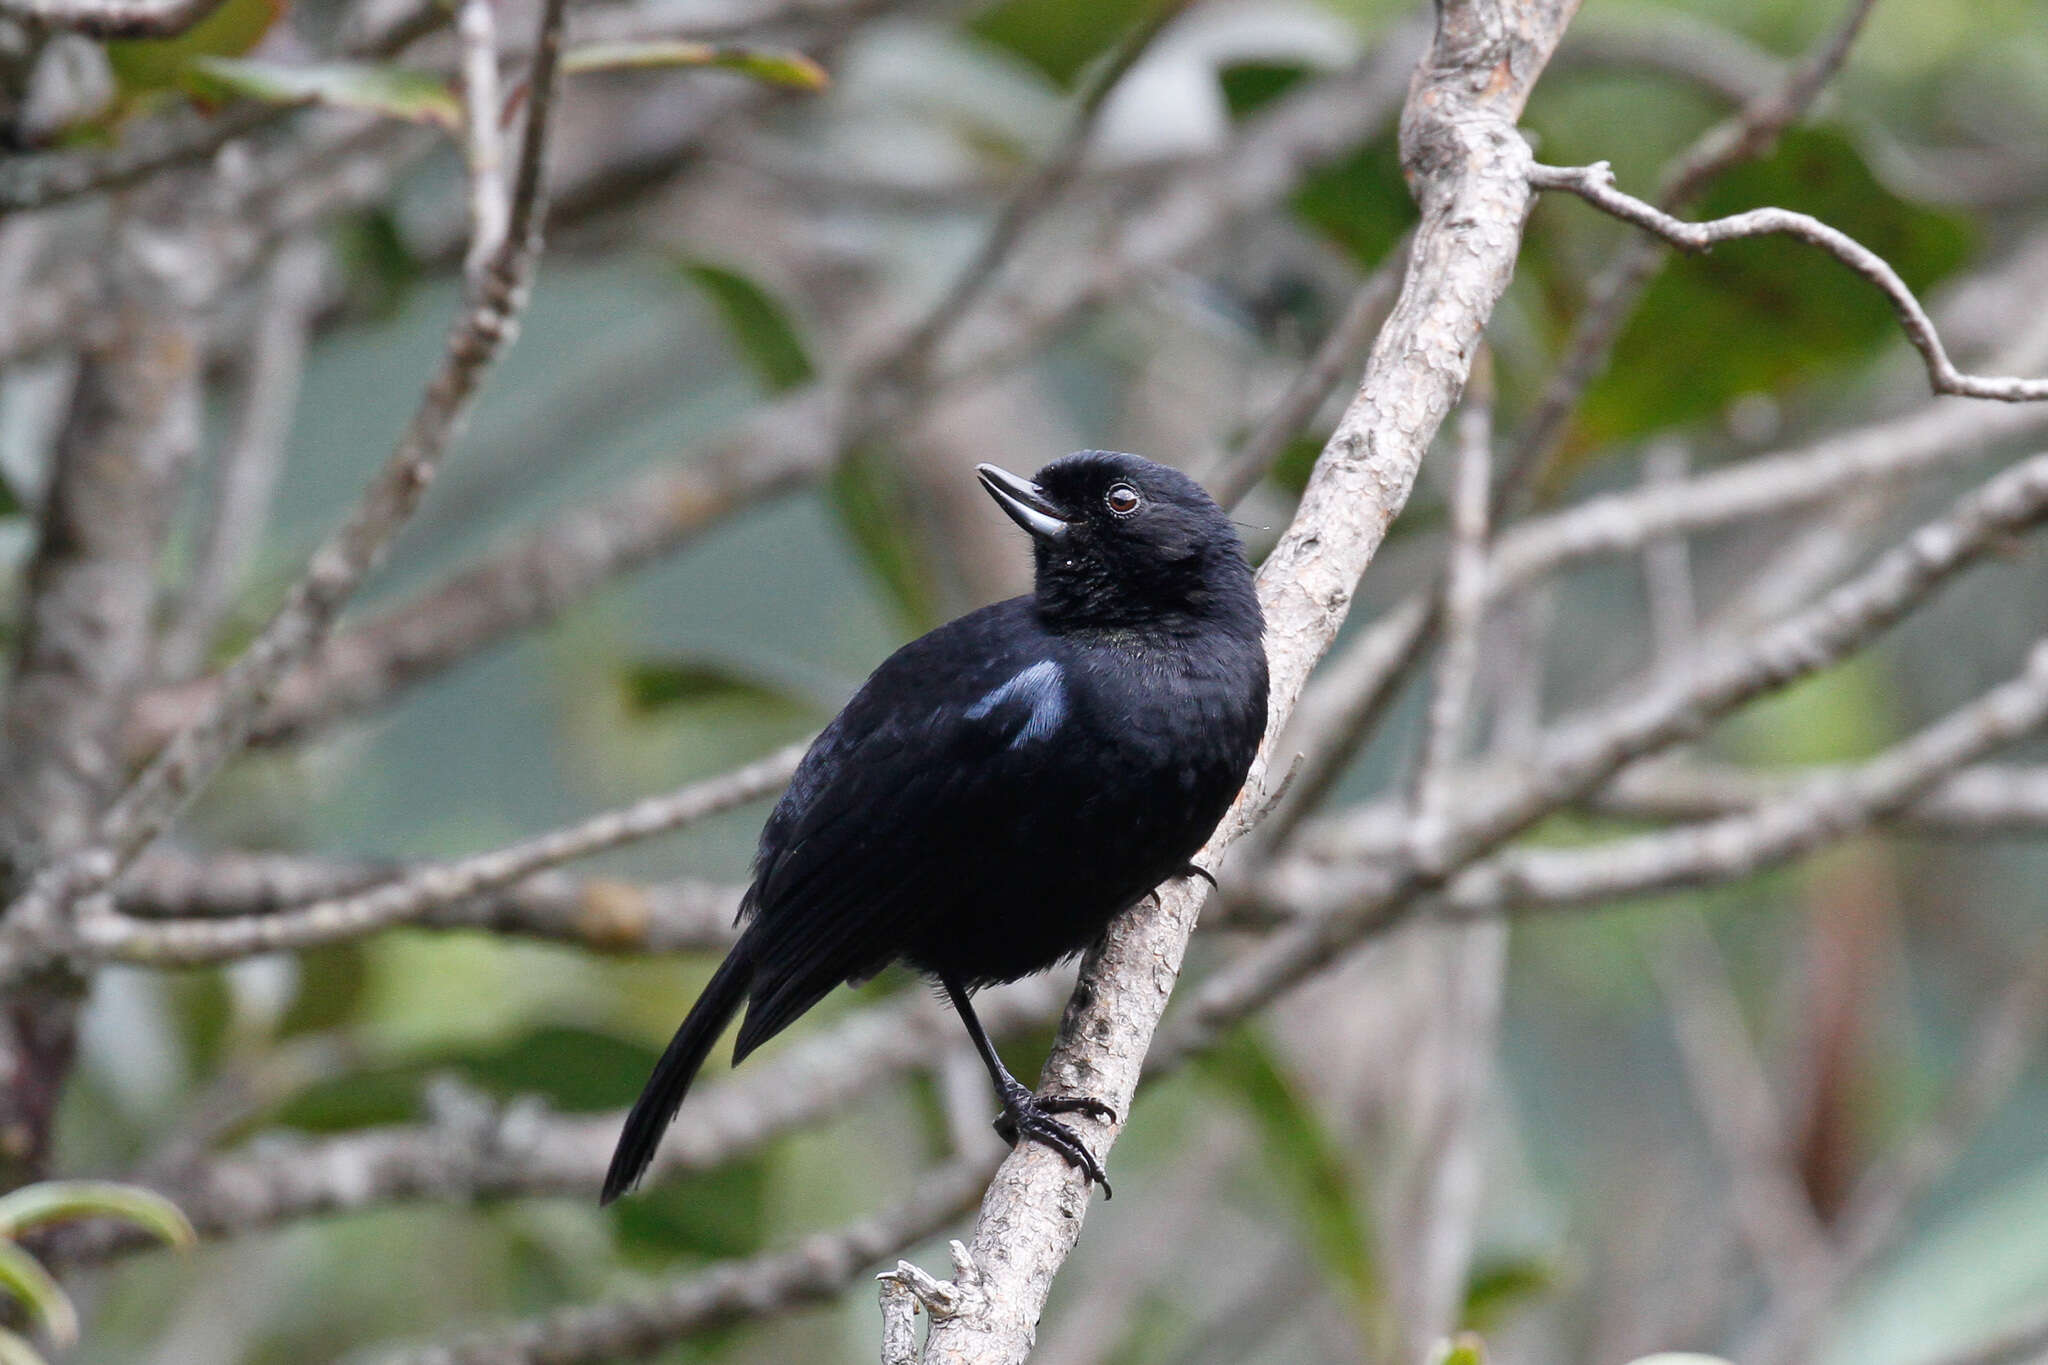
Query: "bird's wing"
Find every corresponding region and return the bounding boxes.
[729,603,1074,1059]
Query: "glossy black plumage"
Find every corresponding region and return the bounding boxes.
[603,451,1268,1204]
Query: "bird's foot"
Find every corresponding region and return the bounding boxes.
[1178,862,1218,889]
[992,1082,1116,1197]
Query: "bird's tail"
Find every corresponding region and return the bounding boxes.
[601,946,752,1204]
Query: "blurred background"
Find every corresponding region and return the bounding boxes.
[6,0,2048,1359]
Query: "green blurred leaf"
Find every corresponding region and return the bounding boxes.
[333,208,423,319]
[676,263,815,394]
[828,444,942,633]
[1463,1253,1563,1330]
[184,57,460,126]
[280,943,371,1037]
[1291,133,1414,270]
[1217,60,1310,118]
[0,1328,45,1365]
[611,1151,772,1264]
[970,0,1148,86]
[620,658,812,718]
[105,0,279,93]
[1553,126,1977,459]
[0,1244,75,1350]
[564,41,828,89]
[0,1181,194,1250]
[269,1025,665,1131]
[1195,1028,1383,1328]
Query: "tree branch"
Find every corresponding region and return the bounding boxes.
[1529,160,2048,402]
[902,4,1581,1359]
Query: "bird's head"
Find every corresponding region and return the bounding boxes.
[976,451,1259,636]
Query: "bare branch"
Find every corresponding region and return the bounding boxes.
[50,981,1065,1261]
[458,0,510,281]
[1593,760,2048,837]
[158,237,326,680]
[906,4,1581,1358]
[1433,639,2048,916]
[1529,160,2048,402]
[125,49,1424,753]
[75,742,801,965]
[1649,917,1832,1295]
[372,1155,996,1365]
[1504,0,1879,499]
[1187,449,2048,1058]
[1739,930,2048,1365]
[1408,352,1493,873]
[1203,233,1409,510]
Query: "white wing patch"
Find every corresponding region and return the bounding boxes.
[966,659,1067,747]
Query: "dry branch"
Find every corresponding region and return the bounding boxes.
[898,3,1581,1359]
[1529,160,2048,402]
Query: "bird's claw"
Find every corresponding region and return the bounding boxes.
[1178,862,1218,889]
[992,1085,1116,1197]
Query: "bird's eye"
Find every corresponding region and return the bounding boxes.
[1104,484,1141,516]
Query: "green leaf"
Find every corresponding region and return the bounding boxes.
[970,0,1148,87]
[1195,1028,1383,1331]
[1462,1253,1563,1330]
[611,1151,772,1264]
[1217,61,1311,119]
[1291,133,1415,271]
[0,1181,195,1251]
[184,57,460,128]
[268,1025,668,1132]
[1529,125,1977,462]
[677,263,815,394]
[564,41,828,90]
[828,444,943,634]
[620,659,812,718]
[0,1244,76,1350]
[105,0,279,93]
[0,1327,46,1365]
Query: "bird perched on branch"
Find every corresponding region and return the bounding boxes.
[603,451,1268,1203]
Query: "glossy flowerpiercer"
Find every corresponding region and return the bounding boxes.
[604,451,1268,1202]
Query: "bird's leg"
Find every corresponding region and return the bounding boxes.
[941,974,1116,1197]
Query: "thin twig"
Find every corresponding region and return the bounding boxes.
[370,1155,997,1365]
[1529,160,2048,403]
[1203,232,1411,510]
[1648,916,1832,1297]
[458,0,510,281]
[75,742,801,965]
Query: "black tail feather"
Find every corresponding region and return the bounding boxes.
[601,948,752,1204]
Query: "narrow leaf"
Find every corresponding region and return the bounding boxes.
[185,57,460,128]
[106,0,280,93]
[678,263,815,394]
[0,1180,196,1250]
[1195,1028,1383,1327]
[563,41,828,89]
[0,1245,76,1350]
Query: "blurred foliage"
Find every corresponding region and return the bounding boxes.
[104,0,278,94]
[677,263,816,395]
[38,0,2048,1359]
[969,0,1150,86]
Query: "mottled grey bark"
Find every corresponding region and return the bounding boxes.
[0,196,202,1181]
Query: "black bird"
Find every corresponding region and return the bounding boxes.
[602,451,1268,1203]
